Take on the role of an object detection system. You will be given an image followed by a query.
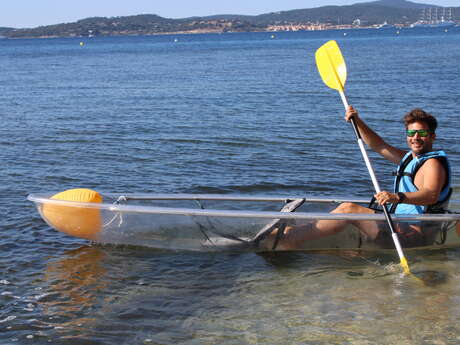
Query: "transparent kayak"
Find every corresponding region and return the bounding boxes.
[28,193,460,252]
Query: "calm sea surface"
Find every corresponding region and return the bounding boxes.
[2,28,460,344]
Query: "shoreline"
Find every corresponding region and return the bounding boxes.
[4,25,457,40]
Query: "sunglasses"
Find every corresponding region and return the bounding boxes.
[406,129,429,137]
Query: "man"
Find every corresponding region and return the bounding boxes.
[268,105,451,250]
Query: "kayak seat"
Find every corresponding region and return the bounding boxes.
[251,198,305,249]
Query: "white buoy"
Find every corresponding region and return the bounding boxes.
[271,34,275,39]
[79,41,84,46]
[343,32,347,36]
[174,38,178,42]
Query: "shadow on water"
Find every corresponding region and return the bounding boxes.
[257,248,453,287]
[413,270,449,287]
[405,248,454,287]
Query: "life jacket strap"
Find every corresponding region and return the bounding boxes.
[392,171,412,177]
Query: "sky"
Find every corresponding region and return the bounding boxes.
[1,0,458,28]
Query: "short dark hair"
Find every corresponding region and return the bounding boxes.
[403,108,438,133]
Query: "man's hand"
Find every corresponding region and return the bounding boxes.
[345,105,359,122]
[374,191,401,205]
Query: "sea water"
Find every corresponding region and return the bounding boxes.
[2,27,460,344]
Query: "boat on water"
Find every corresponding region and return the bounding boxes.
[376,21,394,29]
[28,189,460,252]
[410,7,456,28]
[410,20,456,28]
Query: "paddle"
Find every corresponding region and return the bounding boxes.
[315,40,411,275]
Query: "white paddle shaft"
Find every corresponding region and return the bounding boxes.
[339,91,381,192]
[338,91,407,263]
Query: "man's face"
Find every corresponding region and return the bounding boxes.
[406,121,435,156]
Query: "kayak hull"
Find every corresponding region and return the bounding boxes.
[28,193,460,252]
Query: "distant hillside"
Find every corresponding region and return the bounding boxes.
[4,0,459,38]
[5,14,264,38]
[247,5,417,25]
[208,0,455,25]
[0,27,15,36]
[365,0,440,8]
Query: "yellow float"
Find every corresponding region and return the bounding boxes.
[42,188,102,240]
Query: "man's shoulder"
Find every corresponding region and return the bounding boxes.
[420,157,445,168]
[417,156,447,178]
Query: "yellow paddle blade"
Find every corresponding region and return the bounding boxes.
[315,40,347,92]
[399,256,411,275]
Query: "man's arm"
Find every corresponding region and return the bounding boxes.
[374,158,447,206]
[405,158,447,205]
[345,105,405,164]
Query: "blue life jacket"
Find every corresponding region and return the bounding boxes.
[393,150,451,214]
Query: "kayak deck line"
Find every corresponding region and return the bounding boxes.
[110,192,460,207]
[112,193,371,203]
